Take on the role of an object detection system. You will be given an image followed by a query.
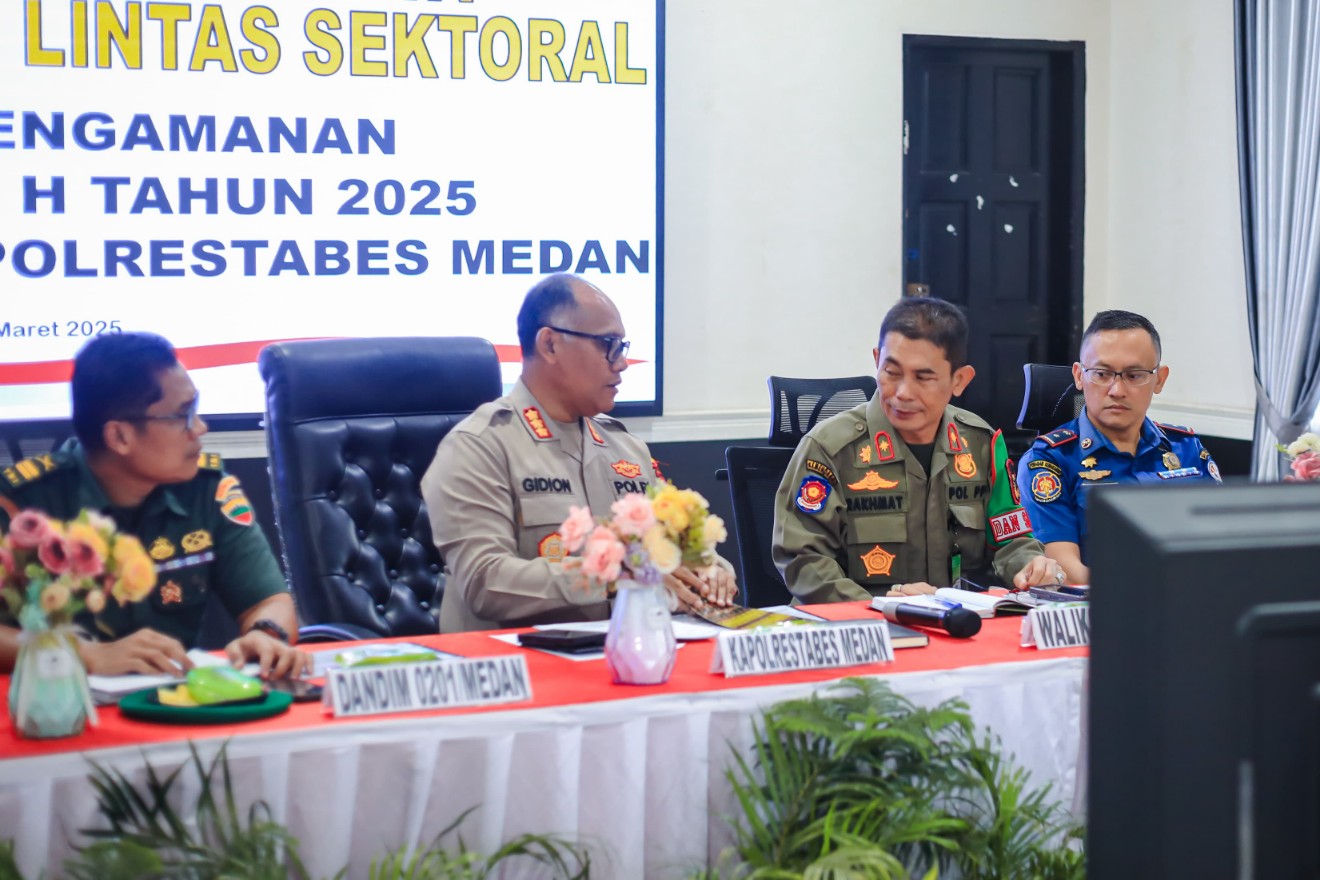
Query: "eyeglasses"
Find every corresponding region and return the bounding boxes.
[119,398,203,433]
[1080,366,1160,387]
[545,325,631,364]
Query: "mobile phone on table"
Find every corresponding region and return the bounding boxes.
[517,629,607,654]
[266,678,324,702]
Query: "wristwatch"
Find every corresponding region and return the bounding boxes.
[249,619,290,644]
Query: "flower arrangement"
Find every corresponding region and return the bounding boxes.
[1279,432,1320,481]
[558,482,727,589]
[0,509,157,632]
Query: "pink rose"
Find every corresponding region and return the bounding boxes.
[68,536,106,578]
[580,526,625,583]
[560,506,596,554]
[7,510,53,549]
[1292,451,1320,481]
[610,494,656,538]
[38,532,73,575]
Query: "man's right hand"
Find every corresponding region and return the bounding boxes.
[884,582,938,598]
[80,629,191,676]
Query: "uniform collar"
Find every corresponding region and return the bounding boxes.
[66,440,187,518]
[1077,410,1166,457]
[864,395,963,460]
[864,394,906,461]
[508,379,586,461]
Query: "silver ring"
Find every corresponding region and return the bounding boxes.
[1054,568,1066,586]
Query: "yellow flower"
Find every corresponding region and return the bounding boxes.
[40,582,71,614]
[66,521,109,561]
[703,514,728,548]
[112,534,148,565]
[641,525,681,574]
[85,589,106,615]
[651,490,691,536]
[111,543,156,605]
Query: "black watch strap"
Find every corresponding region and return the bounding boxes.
[249,619,290,644]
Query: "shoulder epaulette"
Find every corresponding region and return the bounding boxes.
[952,408,991,432]
[1156,422,1196,436]
[196,452,223,471]
[1,452,63,489]
[1037,428,1078,448]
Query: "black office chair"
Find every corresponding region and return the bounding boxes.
[723,445,796,608]
[1017,364,1084,435]
[767,376,874,447]
[260,337,503,639]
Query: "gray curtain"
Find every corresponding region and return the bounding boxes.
[1236,0,1320,479]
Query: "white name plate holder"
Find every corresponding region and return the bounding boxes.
[1021,604,1091,650]
[328,655,533,718]
[710,621,894,678]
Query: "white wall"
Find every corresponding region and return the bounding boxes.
[640,0,1255,444]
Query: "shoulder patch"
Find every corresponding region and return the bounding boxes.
[1156,422,1196,436]
[1,452,62,488]
[1037,428,1078,448]
[196,452,223,471]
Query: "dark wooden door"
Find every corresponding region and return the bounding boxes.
[903,36,1085,451]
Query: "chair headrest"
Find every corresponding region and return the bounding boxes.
[259,337,503,422]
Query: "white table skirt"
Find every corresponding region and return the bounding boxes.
[0,656,1086,879]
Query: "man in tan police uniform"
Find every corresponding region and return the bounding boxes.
[773,297,1065,603]
[422,274,736,632]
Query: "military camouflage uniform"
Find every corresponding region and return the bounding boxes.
[0,441,287,647]
[422,379,665,633]
[773,397,1044,603]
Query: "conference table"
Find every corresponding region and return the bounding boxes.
[0,605,1088,880]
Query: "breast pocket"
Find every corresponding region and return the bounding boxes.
[949,504,987,570]
[517,496,572,562]
[846,514,908,586]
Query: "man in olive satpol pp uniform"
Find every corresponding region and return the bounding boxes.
[772,296,1066,602]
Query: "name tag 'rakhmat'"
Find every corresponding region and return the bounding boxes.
[1021,604,1090,650]
[328,655,532,718]
[710,621,894,678]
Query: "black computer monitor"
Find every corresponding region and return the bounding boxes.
[1088,480,1320,879]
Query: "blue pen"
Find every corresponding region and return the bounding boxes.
[933,596,962,609]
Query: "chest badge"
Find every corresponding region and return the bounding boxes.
[847,471,899,491]
[1081,456,1097,468]
[159,580,184,605]
[611,460,643,478]
[148,537,176,561]
[1163,451,1181,470]
[860,545,896,577]
[522,407,552,440]
[181,530,213,553]
[538,532,566,563]
[1078,469,1113,481]
[952,453,977,479]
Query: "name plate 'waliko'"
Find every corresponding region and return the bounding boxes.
[328,655,532,718]
[711,621,894,678]
[1022,604,1090,650]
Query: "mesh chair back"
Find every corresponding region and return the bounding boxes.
[1017,363,1085,434]
[768,376,874,447]
[260,337,502,636]
[724,445,796,608]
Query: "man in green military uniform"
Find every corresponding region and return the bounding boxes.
[773,297,1065,603]
[0,333,309,679]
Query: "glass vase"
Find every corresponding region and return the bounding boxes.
[8,625,97,739]
[604,579,677,685]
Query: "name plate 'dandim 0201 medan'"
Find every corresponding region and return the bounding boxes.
[710,622,895,678]
[327,656,532,718]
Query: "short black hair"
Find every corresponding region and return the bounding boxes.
[517,274,581,357]
[72,333,179,453]
[878,296,969,369]
[1082,310,1162,360]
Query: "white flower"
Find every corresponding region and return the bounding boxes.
[1286,432,1320,457]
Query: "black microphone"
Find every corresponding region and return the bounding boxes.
[876,598,982,639]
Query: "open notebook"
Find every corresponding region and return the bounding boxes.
[871,588,1038,619]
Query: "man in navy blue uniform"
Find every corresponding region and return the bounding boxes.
[1016,310,1221,584]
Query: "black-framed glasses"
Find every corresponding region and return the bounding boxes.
[545,325,630,363]
[1080,366,1160,387]
[118,398,203,433]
